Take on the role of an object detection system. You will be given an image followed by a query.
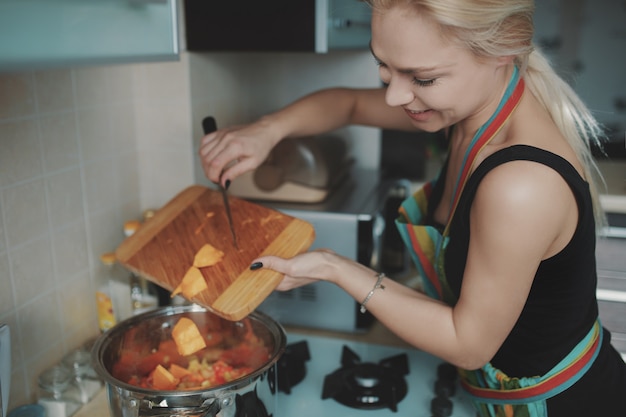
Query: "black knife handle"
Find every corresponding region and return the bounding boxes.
[202,116,217,135]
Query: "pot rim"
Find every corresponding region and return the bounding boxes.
[90,304,286,396]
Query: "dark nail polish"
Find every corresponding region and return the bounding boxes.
[250,262,263,270]
[225,179,231,190]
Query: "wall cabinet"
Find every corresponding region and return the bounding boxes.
[0,0,179,71]
[184,0,371,53]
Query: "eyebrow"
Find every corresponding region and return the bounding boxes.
[369,41,450,75]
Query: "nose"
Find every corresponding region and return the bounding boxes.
[384,76,415,108]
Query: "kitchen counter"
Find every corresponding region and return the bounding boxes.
[75,389,108,417]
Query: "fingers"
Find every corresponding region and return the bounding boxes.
[198,125,270,185]
[249,255,290,275]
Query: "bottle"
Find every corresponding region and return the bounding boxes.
[95,253,117,333]
[96,253,132,332]
[123,220,159,315]
[37,365,82,417]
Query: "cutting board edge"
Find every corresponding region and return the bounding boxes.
[210,219,316,321]
[115,185,209,263]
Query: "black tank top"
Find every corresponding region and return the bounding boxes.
[433,145,626,413]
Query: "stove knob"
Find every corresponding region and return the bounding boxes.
[431,396,453,417]
[437,363,458,382]
[435,378,456,397]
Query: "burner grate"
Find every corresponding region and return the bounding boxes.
[276,340,311,394]
[321,345,409,411]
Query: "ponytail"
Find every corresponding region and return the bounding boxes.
[522,48,607,228]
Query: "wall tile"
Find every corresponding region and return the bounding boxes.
[34,70,75,114]
[87,208,125,267]
[83,158,117,214]
[58,271,97,338]
[106,64,134,104]
[0,252,14,315]
[51,221,89,282]
[135,102,191,148]
[9,236,55,306]
[139,150,194,210]
[0,120,43,187]
[40,112,80,172]
[133,60,189,103]
[0,73,35,120]
[0,197,5,254]
[74,66,110,109]
[22,323,65,404]
[116,152,140,203]
[18,289,63,363]
[2,180,48,248]
[76,107,112,162]
[46,168,85,228]
[109,103,135,153]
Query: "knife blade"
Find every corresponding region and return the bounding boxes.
[202,116,238,248]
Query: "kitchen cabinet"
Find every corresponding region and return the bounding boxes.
[0,0,179,71]
[184,0,371,53]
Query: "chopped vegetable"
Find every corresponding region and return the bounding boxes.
[172,317,207,356]
[112,317,269,391]
[169,363,192,379]
[151,364,180,390]
[193,243,224,268]
[171,266,207,299]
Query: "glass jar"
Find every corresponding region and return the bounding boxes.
[37,366,82,417]
[61,349,102,403]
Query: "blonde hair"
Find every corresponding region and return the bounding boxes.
[363,0,607,227]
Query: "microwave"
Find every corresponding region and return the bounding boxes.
[257,168,411,333]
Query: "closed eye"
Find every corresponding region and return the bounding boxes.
[413,78,436,87]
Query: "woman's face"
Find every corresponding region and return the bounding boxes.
[370,6,508,133]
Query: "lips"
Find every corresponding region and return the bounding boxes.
[404,108,434,122]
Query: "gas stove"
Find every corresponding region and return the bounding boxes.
[275,331,476,417]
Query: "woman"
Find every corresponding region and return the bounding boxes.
[199,1,626,415]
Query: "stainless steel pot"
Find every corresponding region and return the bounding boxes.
[91,305,286,417]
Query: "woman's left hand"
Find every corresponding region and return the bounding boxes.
[251,249,351,291]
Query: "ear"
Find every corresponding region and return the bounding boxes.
[495,55,515,67]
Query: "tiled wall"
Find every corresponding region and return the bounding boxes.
[0,49,381,409]
[0,56,194,408]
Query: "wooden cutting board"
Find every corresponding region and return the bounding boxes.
[115,185,315,321]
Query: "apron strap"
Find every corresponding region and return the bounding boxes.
[459,319,603,405]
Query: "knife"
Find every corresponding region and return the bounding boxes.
[202,116,238,248]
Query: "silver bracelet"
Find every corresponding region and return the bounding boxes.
[360,272,386,313]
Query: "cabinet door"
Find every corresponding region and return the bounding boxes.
[184,0,317,52]
[184,0,371,53]
[0,0,179,71]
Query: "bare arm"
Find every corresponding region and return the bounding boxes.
[199,87,414,185]
[260,161,578,369]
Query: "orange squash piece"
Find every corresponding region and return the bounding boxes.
[171,266,207,299]
[151,364,180,390]
[169,363,192,379]
[193,243,224,268]
[172,317,207,356]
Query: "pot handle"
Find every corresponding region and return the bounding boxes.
[138,399,221,417]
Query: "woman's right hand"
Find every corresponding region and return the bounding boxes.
[198,117,283,186]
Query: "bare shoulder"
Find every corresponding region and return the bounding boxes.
[471,158,578,257]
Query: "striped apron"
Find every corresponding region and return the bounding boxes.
[395,66,602,417]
